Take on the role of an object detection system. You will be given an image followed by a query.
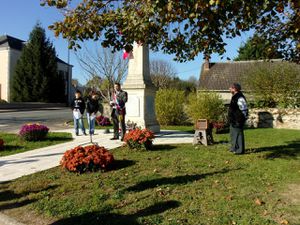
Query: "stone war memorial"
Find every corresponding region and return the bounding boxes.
[122,43,160,133]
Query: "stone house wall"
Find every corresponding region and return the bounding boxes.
[247,108,300,129]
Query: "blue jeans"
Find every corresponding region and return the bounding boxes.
[74,117,86,135]
[87,113,96,134]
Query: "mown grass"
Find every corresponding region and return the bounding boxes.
[160,125,194,133]
[0,132,73,156]
[0,128,299,225]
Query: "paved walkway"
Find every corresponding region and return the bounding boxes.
[0,129,194,183]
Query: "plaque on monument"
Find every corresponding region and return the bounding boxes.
[126,96,140,117]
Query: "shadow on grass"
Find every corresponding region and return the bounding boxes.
[0,184,59,202]
[108,159,136,171]
[0,184,59,210]
[125,168,235,192]
[51,200,181,225]
[247,140,300,159]
[150,144,177,151]
[0,145,23,151]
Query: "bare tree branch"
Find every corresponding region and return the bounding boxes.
[75,43,128,102]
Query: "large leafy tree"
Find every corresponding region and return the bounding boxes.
[235,34,283,61]
[41,0,300,62]
[11,23,65,102]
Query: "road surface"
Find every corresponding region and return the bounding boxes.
[0,108,72,133]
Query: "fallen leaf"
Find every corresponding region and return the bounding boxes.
[226,195,233,201]
[255,198,265,206]
[263,210,268,216]
[280,219,289,224]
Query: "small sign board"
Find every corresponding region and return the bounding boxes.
[195,119,208,130]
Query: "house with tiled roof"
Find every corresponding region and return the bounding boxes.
[198,58,296,103]
[0,35,73,103]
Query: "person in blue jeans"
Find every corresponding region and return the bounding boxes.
[86,91,99,135]
[71,90,86,136]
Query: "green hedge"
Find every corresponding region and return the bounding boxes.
[155,89,186,125]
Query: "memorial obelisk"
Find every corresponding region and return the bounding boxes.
[122,43,160,132]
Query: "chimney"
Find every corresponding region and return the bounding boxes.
[204,55,210,71]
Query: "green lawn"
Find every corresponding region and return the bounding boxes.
[160,125,194,133]
[0,132,73,156]
[0,128,299,225]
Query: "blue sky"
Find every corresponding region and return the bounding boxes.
[0,0,253,84]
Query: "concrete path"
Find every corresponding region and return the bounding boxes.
[0,129,194,183]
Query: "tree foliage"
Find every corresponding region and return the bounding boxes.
[186,91,225,123]
[243,62,300,108]
[155,89,186,125]
[41,0,300,62]
[12,23,65,102]
[235,33,283,61]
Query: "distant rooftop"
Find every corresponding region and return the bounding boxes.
[0,34,70,66]
[198,59,299,91]
[0,35,25,51]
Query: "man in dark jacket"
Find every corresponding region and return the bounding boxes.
[71,90,86,136]
[110,83,128,141]
[86,91,100,135]
[228,83,248,154]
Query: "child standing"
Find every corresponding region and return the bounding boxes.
[86,91,99,135]
[71,90,86,136]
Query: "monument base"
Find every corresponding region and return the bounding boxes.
[123,86,160,133]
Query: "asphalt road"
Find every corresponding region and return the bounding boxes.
[0,107,72,133]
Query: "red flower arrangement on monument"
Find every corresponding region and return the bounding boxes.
[60,145,114,173]
[123,128,155,150]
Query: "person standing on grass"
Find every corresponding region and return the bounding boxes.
[110,82,128,141]
[71,90,86,136]
[228,83,248,154]
[86,91,99,135]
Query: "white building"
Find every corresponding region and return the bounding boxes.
[0,35,72,104]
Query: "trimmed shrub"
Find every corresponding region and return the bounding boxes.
[96,115,111,126]
[61,145,114,173]
[124,128,155,150]
[187,92,225,124]
[155,89,186,125]
[19,124,49,141]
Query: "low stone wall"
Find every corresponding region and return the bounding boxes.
[247,108,300,129]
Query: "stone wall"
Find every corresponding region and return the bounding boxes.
[247,108,300,129]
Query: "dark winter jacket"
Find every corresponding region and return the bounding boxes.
[228,92,248,128]
[86,97,99,114]
[71,97,85,115]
